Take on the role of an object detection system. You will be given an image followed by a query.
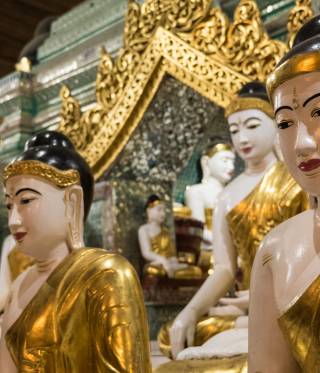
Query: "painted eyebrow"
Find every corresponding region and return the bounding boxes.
[244,117,261,124]
[15,188,42,196]
[274,106,293,116]
[303,92,320,107]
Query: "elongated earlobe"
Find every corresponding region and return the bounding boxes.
[64,186,84,250]
[200,155,210,181]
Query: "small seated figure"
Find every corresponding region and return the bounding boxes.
[138,195,202,279]
[249,15,320,372]
[0,131,151,372]
[185,143,235,245]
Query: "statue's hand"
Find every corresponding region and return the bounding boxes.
[161,258,176,278]
[169,307,197,359]
[163,257,188,278]
[219,292,249,311]
[208,305,245,317]
[203,228,213,244]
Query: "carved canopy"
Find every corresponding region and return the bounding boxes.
[58,0,313,179]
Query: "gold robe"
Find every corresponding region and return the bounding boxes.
[7,247,34,281]
[144,227,202,279]
[227,162,309,290]
[278,276,320,372]
[5,248,151,373]
[158,162,308,360]
[144,227,177,277]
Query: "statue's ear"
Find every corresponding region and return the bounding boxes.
[64,185,84,250]
[200,155,209,179]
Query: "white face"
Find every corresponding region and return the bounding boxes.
[147,203,166,225]
[273,72,320,196]
[5,175,68,258]
[207,150,235,183]
[227,108,276,162]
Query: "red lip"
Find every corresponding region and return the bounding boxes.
[14,232,27,242]
[298,159,320,172]
[241,147,253,154]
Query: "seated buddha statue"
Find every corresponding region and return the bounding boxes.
[0,131,151,373]
[185,143,235,246]
[249,16,320,372]
[156,81,309,371]
[138,195,202,279]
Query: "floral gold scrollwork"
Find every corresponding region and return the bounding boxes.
[184,0,288,81]
[58,0,294,180]
[287,0,314,48]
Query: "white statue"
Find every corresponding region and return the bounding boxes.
[249,16,320,372]
[185,143,235,245]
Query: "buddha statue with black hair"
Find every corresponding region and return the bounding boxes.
[0,131,151,373]
[249,14,320,371]
[155,81,308,372]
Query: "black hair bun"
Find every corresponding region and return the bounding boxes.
[145,194,161,209]
[238,81,269,102]
[293,15,320,47]
[279,15,320,65]
[25,130,75,151]
[17,130,94,220]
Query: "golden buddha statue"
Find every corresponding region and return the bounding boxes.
[138,195,202,280]
[156,81,308,372]
[0,131,151,373]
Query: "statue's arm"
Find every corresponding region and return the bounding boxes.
[249,239,300,373]
[185,187,205,222]
[0,236,15,312]
[87,255,152,373]
[170,195,237,357]
[187,196,237,316]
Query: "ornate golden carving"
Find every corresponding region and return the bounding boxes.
[59,0,289,179]
[3,160,80,187]
[287,0,314,48]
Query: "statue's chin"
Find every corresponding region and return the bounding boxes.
[176,328,248,360]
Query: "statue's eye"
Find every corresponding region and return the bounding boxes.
[20,198,36,205]
[247,122,260,129]
[277,121,294,130]
[229,126,239,135]
[311,108,320,117]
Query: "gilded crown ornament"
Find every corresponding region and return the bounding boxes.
[206,143,232,158]
[3,160,81,188]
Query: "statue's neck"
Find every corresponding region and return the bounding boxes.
[244,152,277,175]
[201,175,224,187]
[34,242,69,274]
